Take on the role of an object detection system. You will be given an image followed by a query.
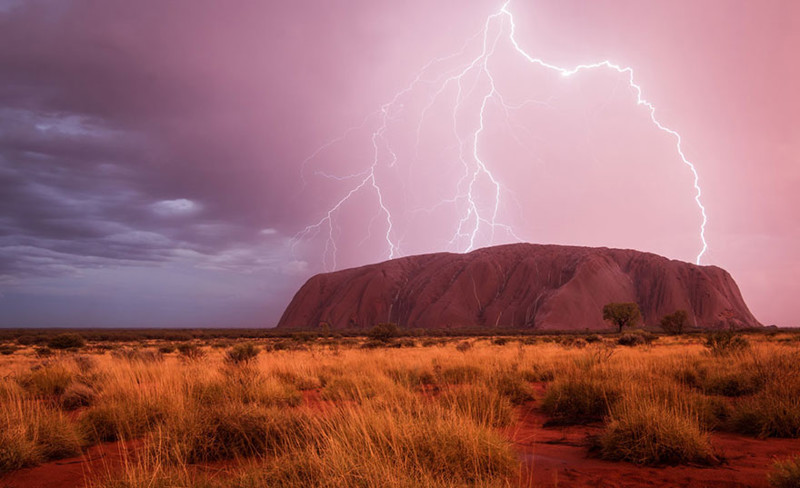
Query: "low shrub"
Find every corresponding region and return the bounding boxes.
[585,334,602,343]
[226,343,261,365]
[16,335,45,346]
[111,348,163,362]
[617,332,655,347]
[0,345,16,355]
[455,340,472,352]
[34,347,53,358]
[367,323,398,342]
[705,331,749,356]
[176,343,205,360]
[47,333,86,350]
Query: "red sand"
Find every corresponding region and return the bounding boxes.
[508,403,800,487]
[0,440,139,488]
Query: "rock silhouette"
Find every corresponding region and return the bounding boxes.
[277,244,760,331]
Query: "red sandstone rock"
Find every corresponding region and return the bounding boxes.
[277,244,760,331]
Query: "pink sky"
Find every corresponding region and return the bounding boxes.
[0,0,798,327]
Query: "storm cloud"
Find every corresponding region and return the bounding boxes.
[1,0,798,327]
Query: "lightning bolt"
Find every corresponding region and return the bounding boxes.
[295,0,710,270]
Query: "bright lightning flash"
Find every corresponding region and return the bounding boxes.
[294,0,710,270]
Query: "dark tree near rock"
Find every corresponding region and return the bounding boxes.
[603,302,642,332]
[660,310,689,335]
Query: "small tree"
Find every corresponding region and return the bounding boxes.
[602,302,641,333]
[660,310,689,335]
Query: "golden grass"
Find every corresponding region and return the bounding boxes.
[0,334,799,483]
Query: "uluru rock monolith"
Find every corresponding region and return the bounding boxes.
[277,244,760,331]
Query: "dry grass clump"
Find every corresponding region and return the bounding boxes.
[439,384,514,427]
[675,360,763,397]
[768,455,800,488]
[320,375,380,401]
[17,362,74,397]
[81,398,167,442]
[385,366,437,390]
[156,403,314,463]
[490,369,534,405]
[730,383,800,438]
[0,395,83,473]
[96,401,517,488]
[540,374,617,425]
[596,390,715,466]
[61,383,96,411]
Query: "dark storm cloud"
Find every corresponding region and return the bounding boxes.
[0,0,327,283]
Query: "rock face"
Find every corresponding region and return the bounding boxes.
[277,244,761,331]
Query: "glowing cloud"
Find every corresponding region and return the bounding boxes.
[296,0,709,269]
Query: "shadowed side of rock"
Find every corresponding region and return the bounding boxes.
[277,243,761,331]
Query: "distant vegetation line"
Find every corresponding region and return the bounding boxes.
[0,326,792,343]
